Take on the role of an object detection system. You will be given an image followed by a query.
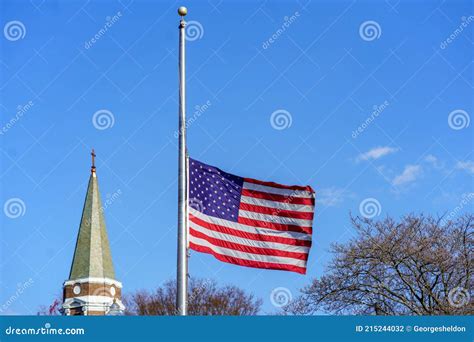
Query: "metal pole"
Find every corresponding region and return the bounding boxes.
[176,6,188,316]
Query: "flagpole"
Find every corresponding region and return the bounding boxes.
[177,5,188,316]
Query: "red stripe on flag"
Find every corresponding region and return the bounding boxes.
[237,216,312,235]
[239,202,314,220]
[244,177,314,192]
[189,214,312,247]
[189,242,307,274]
[241,189,315,205]
[189,228,309,261]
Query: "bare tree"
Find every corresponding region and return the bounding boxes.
[124,278,262,315]
[284,214,473,315]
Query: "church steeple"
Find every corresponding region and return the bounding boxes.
[62,149,124,315]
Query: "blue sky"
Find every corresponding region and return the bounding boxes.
[0,0,472,314]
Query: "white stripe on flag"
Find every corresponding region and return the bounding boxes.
[189,235,308,268]
[240,195,314,212]
[238,210,313,227]
[189,208,312,241]
[189,220,310,253]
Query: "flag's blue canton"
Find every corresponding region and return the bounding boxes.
[189,158,243,222]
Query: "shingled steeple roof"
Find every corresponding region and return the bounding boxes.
[68,149,115,280]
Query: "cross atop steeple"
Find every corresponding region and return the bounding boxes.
[91,149,96,173]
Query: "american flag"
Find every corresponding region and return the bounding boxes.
[188,158,315,274]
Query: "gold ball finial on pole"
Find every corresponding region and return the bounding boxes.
[178,6,187,17]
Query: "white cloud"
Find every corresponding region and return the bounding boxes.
[357,146,398,162]
[317,187,353,207]
[424,154,437,164]
[392,165,422,186]
[424,154,444,170]
[456,160,474,174]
